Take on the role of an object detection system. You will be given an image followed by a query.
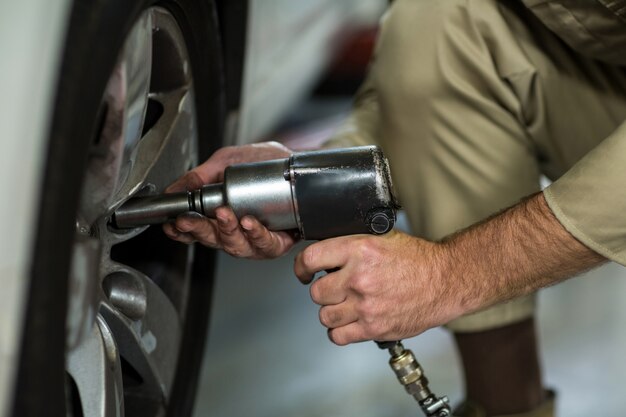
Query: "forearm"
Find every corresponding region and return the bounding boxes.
[293,191,608,344]
[442,192,606,315]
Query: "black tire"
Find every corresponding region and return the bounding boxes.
[11,0,224,416]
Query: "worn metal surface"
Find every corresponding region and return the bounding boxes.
[66,7,198,416]
[289,145,398,239]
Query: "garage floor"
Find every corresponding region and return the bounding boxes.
[192,98,626,417]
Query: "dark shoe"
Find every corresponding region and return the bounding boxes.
[453,390,555,417]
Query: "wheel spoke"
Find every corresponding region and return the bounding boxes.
[67,317,125,417]
[79,10,153,224]
[100,264,182,401]
[66,233,102,350]
[78,64,127,225]
[108,6,198,209]
[121,10,153,162]
[109,88,197,209]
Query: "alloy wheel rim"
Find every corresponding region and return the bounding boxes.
[66,7,200,416]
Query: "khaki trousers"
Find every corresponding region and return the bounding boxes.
[326,0,626,331]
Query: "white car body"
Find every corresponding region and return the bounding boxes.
[0,2,71,414]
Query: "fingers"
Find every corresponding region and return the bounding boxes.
[166,148,237,193]
[319,302,357,329]
[310,272,347,305]
[328,322,368,346]
[215,210,295,258]
[165,170,206,193]
[171,207,257,257]
[163,222,198,244]
[163,212,220,246]
[213,207,255,257]
[174,212,221,247]
[294,239,350,284]
[240,216,295,258]
[166,142,293,194]
[313,275,363,345]
[162,205,296,258]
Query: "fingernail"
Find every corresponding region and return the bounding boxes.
[240,218,252,230]
[217,215,228,225]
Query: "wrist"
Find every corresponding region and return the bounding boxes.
[435,237,486,321]
[412,237,473,328]
[436,193,606,321]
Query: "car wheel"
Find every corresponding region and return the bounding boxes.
[12,1,224,416]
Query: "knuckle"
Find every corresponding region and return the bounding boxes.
[301,245,317,269]
[224,245,247,258]
[252,233,273,250]
[319,307,341,327]
[198,233,217,247]
[354,237,380,258]
[219,221,238,235]
[350,273,376,295]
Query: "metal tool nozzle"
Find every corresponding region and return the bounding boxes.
[112,184,224,229]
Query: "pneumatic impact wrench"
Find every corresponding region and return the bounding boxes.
[113,146,451,417]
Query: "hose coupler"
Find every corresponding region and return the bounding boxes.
[377,341,451,417]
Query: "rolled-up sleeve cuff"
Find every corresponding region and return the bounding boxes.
[543,120,626,266]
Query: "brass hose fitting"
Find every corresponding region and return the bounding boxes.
[378,341,451,417]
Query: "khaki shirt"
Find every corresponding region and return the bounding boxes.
[523,0,626,65]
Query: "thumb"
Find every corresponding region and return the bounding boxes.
[165,169,207,193]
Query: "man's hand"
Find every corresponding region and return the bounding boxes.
[294,231,460,345]
[163,141,297,259]
[294,193,606,345]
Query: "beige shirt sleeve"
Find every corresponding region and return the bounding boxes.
[544,120,626,266]
[321,75,381,150]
